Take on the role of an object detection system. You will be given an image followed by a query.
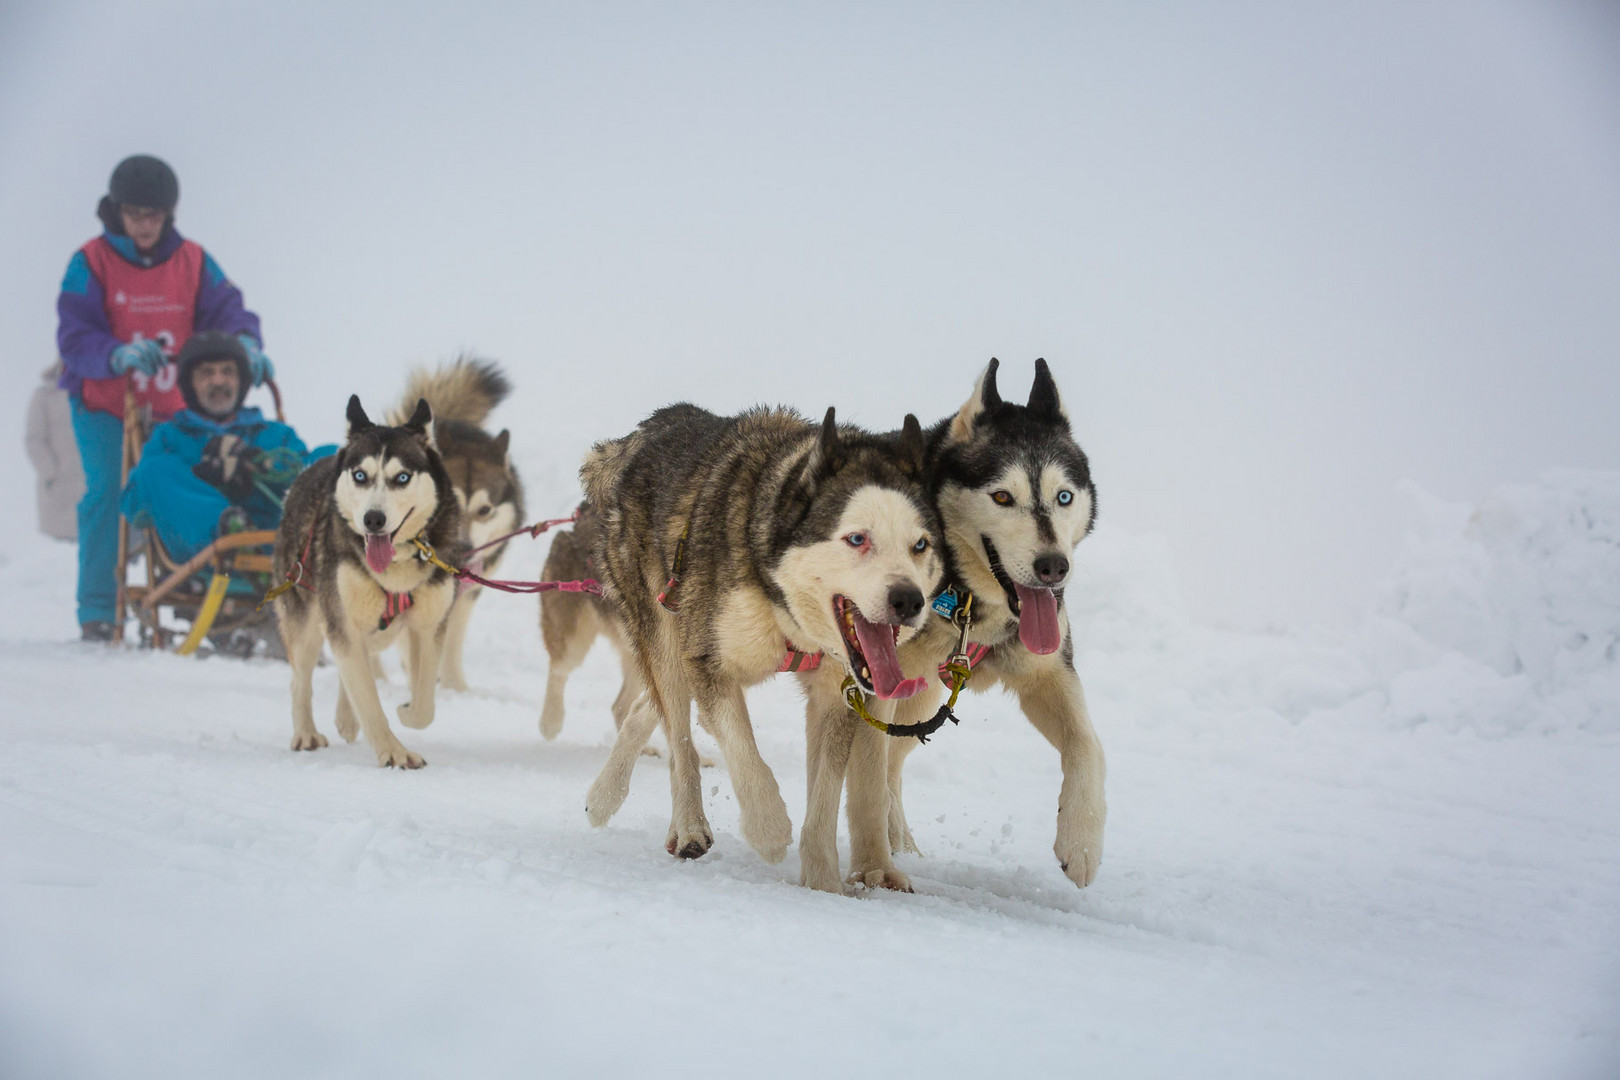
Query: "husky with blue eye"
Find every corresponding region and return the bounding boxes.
[272,396,460,768]
[579,403,944,866]
[798,359,1106,894]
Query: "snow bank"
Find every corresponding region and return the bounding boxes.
[1073,470,1620,737]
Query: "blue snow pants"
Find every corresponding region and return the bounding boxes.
[69,396,124,626]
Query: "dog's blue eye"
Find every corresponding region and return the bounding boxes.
[846,533,867,548]
[394,471,411,486]
[1057,489,1073,506]
[913,537,928,553]
[352,469,368,484]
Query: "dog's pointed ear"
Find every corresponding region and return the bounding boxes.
[949,358,1001,443]
[403,398,436,448]
[492,429,511,462]
[898,413,926,478]
[346,395,373,438]
[1027,358,1068,423]
[800,406,843,491]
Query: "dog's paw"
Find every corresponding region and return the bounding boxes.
[376,745,426,769]
[397,701,434,730]
[290,731,328,752]
[539,707,564,741]
[638,744,662,758]
[1055,818,1104,888]
[665,819,714,860]
[800,857,846,895]
[740,798,793,865]
[441,672,468,693]
[849,866,913,894]
[585,770,632,828]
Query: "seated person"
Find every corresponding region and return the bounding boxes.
[121,331,331,564]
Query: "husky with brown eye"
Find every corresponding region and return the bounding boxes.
[797,358,1105,895]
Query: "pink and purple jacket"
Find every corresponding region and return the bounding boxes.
[56,228,262,420]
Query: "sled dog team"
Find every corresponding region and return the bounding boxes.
[271,358,1105,893]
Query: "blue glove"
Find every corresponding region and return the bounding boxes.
[238,334,274,387]
[109,339,165,377]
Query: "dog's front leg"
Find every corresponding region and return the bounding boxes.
[882,683,938,857]
[285,610,328,751]
[692,676,791,864]
[845,697,913,893]
[1014,662,1106,887]
[800,674,855,893]
[332,637,424,769]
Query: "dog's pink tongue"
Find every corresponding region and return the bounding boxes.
[1015,584,1062,655]
[852,611,927,700]
[364,533,395,574]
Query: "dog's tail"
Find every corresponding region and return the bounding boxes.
[580,433,638,509]
[389,356,511,427]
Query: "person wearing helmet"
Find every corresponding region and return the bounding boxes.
[120,332,330,568]
[57,155,274,642]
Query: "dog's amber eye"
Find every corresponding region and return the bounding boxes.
[991,490,1015,506]
[1056,489,1074,506]
[351,468,368,485]
[845,532,868,549]
[913,537,928,554]
[393,471,412,486]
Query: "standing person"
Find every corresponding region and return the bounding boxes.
[56,154,275,642]
[26,361,85,541]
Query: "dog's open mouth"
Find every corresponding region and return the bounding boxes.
[834,595,927,700]
[982,536,1062,656]
[363,510,414,575]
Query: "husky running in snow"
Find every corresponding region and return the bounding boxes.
[580,403,943,864]
[273,396,460,768]
[799,359,1106,893]
[387,358,523,691]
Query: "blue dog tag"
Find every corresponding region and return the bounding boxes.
[931,590,959,619]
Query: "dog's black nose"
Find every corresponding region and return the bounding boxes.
[888,584,925,623]
[363,509,387,533]
[1033,553,1069,585]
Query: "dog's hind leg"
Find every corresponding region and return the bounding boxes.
[800,674,855,892]
[539,594,597,740]
[398,618,447,731]
[1013,663,1106,888]
[694,675,792,864]
[438,588,479,692]
[638,654,711,859]
[332,639,424,769]
[585,689,658,827]
[286,614,328,752]
[334,682,359,744]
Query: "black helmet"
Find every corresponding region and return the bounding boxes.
[109,155,179,210]
[177,331,251,418]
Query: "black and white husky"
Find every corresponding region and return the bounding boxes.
[273,397,461,768]
[799,359,1106,893]
[579,403,943,864]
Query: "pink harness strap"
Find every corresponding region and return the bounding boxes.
[379,590,414,631]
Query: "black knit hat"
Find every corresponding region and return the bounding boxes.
[177,331,251,418]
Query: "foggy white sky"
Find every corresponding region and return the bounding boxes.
[3,0,1617,628]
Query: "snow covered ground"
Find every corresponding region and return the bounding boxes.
[2,463,1618,1079]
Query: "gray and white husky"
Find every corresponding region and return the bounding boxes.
[580,403,943,864]
[799,359,1106,893]
[273,396,461,768]
[388,358,522,691]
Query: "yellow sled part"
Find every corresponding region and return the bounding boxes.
[177,573,232,656]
